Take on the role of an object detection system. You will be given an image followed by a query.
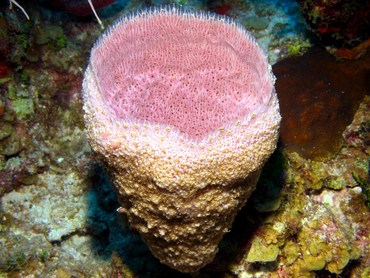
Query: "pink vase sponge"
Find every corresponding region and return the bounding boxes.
[83,6,281,272]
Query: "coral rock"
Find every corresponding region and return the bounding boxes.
[274,46,370,159]
[297,0,370,50]
[82,7,280,272]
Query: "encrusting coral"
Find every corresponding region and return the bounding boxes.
[83,6,280,272]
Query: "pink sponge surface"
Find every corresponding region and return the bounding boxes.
[91,8,273,140]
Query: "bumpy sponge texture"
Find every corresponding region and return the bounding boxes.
[83,6,280,273]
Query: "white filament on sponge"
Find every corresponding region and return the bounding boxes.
[83,6,281,273]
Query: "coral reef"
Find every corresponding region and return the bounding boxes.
[297,0,370,59]
[231,99,369,277]
[83,6,280,272]
[0,0,369,277]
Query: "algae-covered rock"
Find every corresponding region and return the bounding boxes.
[0,122,13,140]
[11,98,34,119]
[243,16,270,31]
[302,251,326,271]
[297,202,361,274]
[0,132,22,156]
[33,25,65,45]
[282,241,300,265]
[246,237,279,263]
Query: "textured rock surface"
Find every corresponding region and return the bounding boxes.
[83,7,280,272]
[274,46,370,159]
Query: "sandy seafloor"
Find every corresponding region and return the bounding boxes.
[0,0,369,277]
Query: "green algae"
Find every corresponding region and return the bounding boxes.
[286,38,311,56]
[11,98,34,119]
[246,237,279,263]
[0,78,11,85]
[7,83,17,100]
[326,178,346,190]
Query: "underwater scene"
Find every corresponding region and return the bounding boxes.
[0,0,369,277]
